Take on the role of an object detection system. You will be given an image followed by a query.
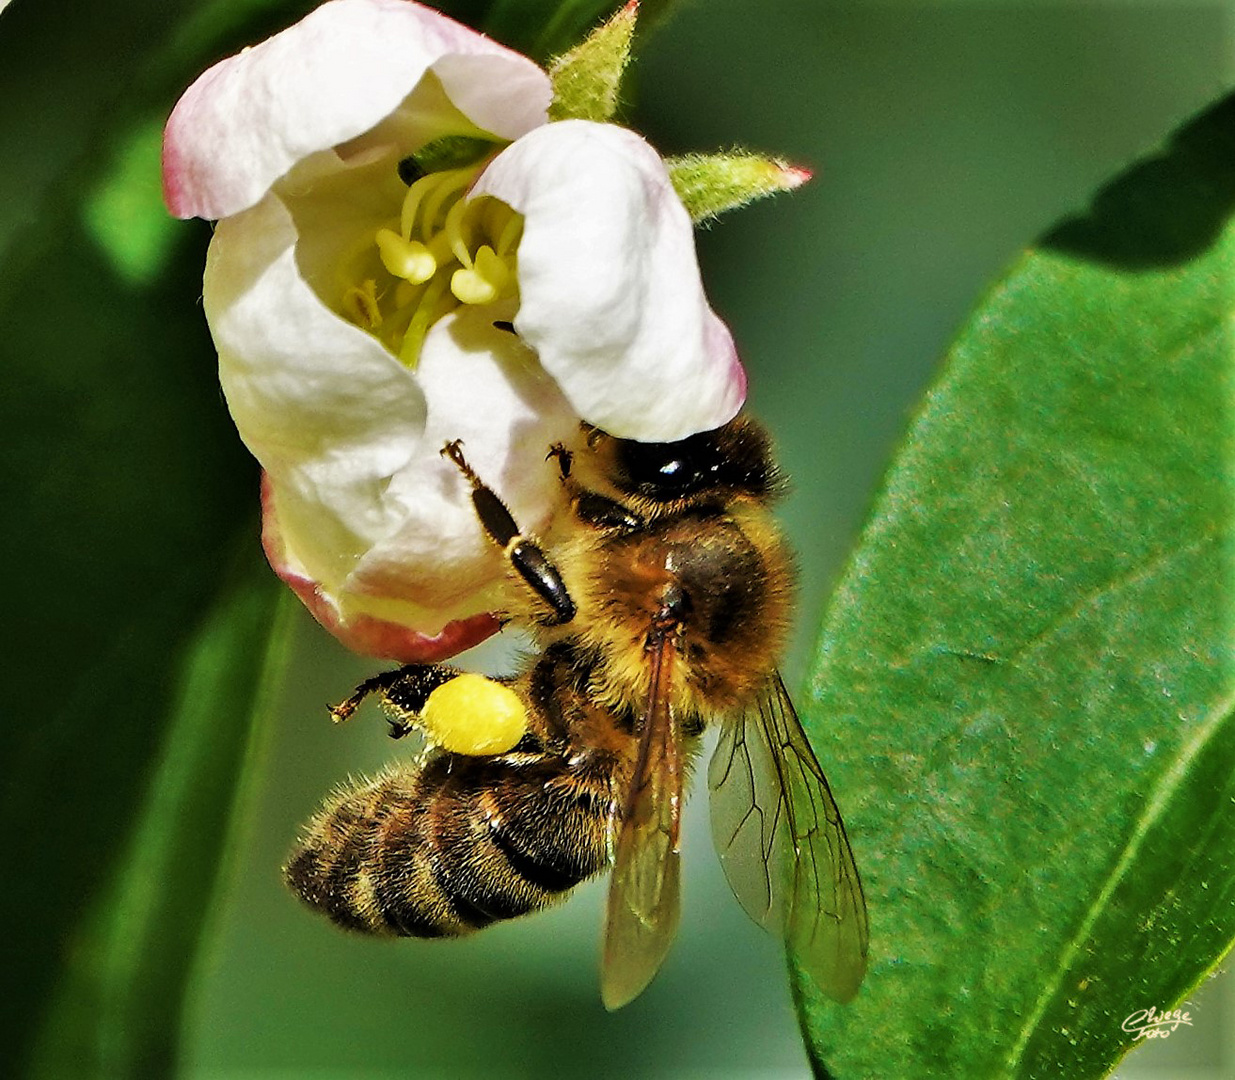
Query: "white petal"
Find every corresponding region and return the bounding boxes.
[164,0,549,220]
[339,304,581,623]
[204,191,428,595]
[260,475,501,661]
[471,120,747,442]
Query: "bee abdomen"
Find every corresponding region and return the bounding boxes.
[284,749,617,939]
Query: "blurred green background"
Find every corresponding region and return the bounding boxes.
[2,0,1233,1077]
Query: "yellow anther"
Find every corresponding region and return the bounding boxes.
[420,673,528,755]
[375,229,436,283]
[482,245,511,284]
[339,155,526,365]
[451,245,510,305]
[450,267,494,305]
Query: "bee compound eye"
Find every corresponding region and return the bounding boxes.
[616,437,713,499]
[615,420,778,504]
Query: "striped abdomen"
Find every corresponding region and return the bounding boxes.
[284,746,620,938]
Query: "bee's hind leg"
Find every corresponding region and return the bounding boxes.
[331,664,461,739]
[441,440,577,626]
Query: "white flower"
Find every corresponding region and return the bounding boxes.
[163,0,745,660]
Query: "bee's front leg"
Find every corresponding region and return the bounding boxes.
[547,442,644,533]
[442,440,577,625]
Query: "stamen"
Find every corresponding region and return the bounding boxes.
[400,275,451,367]
[399,172,435,240]
[496,211,523,257]
[451,245,510,306]
[419,167,474,233]
[375,229,436,283]
[443,196,474,271]
[478,198,503,240]
[337,155,525,367]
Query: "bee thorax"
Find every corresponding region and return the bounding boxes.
[574,509,793,715]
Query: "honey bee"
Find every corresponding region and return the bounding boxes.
[285,415,869,1008]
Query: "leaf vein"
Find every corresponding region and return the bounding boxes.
[1003,678,1235,1073]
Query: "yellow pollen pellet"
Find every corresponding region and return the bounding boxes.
[375,229,436,283]
[420,673,528,755]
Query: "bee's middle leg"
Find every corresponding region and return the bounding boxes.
[442,440,576,625]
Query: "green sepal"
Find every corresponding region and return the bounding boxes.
[667,151,812,224]
[547,1,638,122]
[398,134,503,184]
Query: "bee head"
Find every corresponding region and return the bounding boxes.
[609,416,781,511]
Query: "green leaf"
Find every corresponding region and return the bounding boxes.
[0,206,280,1076]
[795,91,1235,1077]
[0,1,311,1074]
[547,1,637,123]
[26,568,288,1079]
[83,118,181,287]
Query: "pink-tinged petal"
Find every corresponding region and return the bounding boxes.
[472,120,747,442]
[261,475,500,661]
[164,0,549,220]
[257,305,580,656]
[204,190,427,583]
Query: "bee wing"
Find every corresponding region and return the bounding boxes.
[600,632,682,1010]
[708,672,869,1002]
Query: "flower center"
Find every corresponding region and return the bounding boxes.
[338,151,523,367]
